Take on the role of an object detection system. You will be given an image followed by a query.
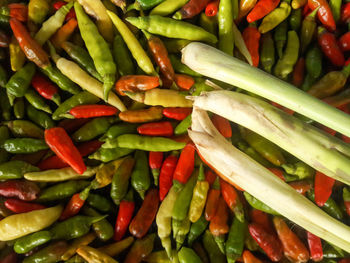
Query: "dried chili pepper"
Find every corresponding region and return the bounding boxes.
[173,0,211,19]
[149,151,163,186]
[205,0,220,16]
[220,179,244,222]
[247,0,280,23]
[307,231,323,262]
[115,75,160,96]
[31,73,60,105]
[59,186,91,221]
[0,180,40,201]
[308,0,336,31]
[318,27,344,67]
[114,190,135,241]
[314,171,335,207]
[159,153,178,200]
[173,143,196,185]
[205,176,221,221]
[163,107,192,121]
[211,114,232,138]
[4,199,45,213]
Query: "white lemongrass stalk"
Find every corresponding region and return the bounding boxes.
[188,107,350,252]
[182,42,350,137]
[189,90,350,185]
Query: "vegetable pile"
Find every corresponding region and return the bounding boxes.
[0,0,349,262]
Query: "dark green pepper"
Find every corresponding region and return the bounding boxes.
[202,230,226,263]
[4,120,44,139]
[131,150,151,199]
[2,138,48,154]
[6,63,36,97]
[14,230,52,254]
[86,193,114,213]
[100,123,138,141]
[0,64,7,88]
[112,34,135,76]
[307,190,344,220]
[289,8,302,31]
[27,104,55,129]
[25,89,52,114]
[136,0,164,9]
[0,160,39,180]
[174,114,192,135]
[301,72,318,92]
[274,20,288,58]
[260,32,275,73]
[244,192,279,215]
[188,214,209,246]
[23,241,68,263]
[226,217,246,263]
[0,88,11,121]
[0,126,10,164]
[82,206,114,241]
[323,244,345,258]
[89,147,134,163]
[305,45,322,79]
[13,97,24,119]
[72,117,115,142]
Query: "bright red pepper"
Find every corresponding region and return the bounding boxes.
[288,180,312,194]
[44,127,86,174]
[339,32,350,52]
[163,107,192,121]
[137,121,174,137]
[308,0,336,31]
[31,73,61,105]
[0,180,40,201]
[69,105,118,118]
[341,3,350,23]
[115,75,160,96]
[293,57,305,87]
[220,179,244,222]
[205,176,220,221]
[248,223,283,262]
[211,114,232,138]
[205,170,217,186]
[10,18,50,68]
[243,24,261,67]
[205,0,220,16]
[159,154,178,200]
[174,0,211,19]
[209,196,229,249]
[173,143,196,185]
[243,250,263,263]
[268,168,285,181]
[318,27,344,67]
[307,232,323,262]
[114,190,135,241]
[250,209,274,233]
[129,189,159,238]
[8,3,28,22]
[246,0,280,23]
[59,187,90,221]
[58,119,90,133]
[4,199,46,213]
[53,1,76,21]
[314,171,335,207]
[174,74,195,90]
[149,151,164,186]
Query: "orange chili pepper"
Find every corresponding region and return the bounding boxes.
[119,106,163,123]
[115,75,160,96]
[205,176,221,221]
[174,74,195,90]
[246,0,280,23]
[162,107,192,121]
[209,196,229,252]
[243,24,261,67]
[205,0,220,16]
[293,57,305,87]
[308,0,336,31]
[243,250,263,263]
[220,179,244,222]
[211,114,232,138]
[173,143,196,185]
[51,18,78,49]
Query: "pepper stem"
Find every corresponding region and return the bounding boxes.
[198,163,205,181]
[307,7,319,20]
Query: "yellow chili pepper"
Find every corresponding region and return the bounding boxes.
[28,0,50,24]
[92,157,127,189]
[61,232,97,261]
[258,1,291,33]
[144,250,179,263]
[98,236,134,257]
[77,245,119,263]
[9,36,26,72]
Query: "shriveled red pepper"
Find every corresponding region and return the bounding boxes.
[4,198,46,213]
[114,190,135,241]
[53,1,76,21]
[58,119,90,133]
[174,74,195,90]
[205,0,220,16]
[293,57,305,87]
[250,209,274,233]
[268,168,285,181]
[115,75,160,96]
[159,154,178,200]
[205,170,217,186]
[69,105,118,118]
[9,18,50,68]
[318,27,344,67]
[220,179,244,222]
[44,127,86,174]
[314,171,335,207]
[0,180,40,201]
[8,3,28,22]
[288,180,312,194]
[129,189,159,238]
[273,217,310,263]
[59,186,90,220]
[248,223,283,262]
[173,143,196,185]
[31,73,61,105]
[246,0,280,23]
[341,3,350,23]
[211,114,232,138]
[339,32,350,52]
[174,0,211,19]
[51,18,78,49]
[163,107,192,121]
[307,231,323,262]
[137,121,174,137]
[243,24,261,67]
[308,0,336,31]
[209,196,229,252]
[205,176,221,221]
[149,151,163,186]
[243,250,263,263]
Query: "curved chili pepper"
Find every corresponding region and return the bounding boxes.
[44,127,86,174]
[31,73,60,105]
[137,121,174,137]
[115,75,160,96]
[318,27,344,67]
[247,0,280,23]
[69,104,118,118]
[307,231,323,262]
[211,114,232,138]
[131,150,151,199]
[220,179,244,222]
[114,190,135,241]
[173,0,211,19]
[314,171,335,207]
[308,0,336,31]
[159,154,178,200]
[173,143,196,185]
[0,180,40,201]
[205,0,220,16]
[51,18,78,50]
[4,199,45,213]
[163,107,192,121]
[205,176,221,221]
[293,57,305,87]
[243,24,261,67]
[149,151,163,186]
[174,74,195,90]
[59,186,91,221]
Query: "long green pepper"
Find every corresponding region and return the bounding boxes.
[27,104,54,129]
[218,0,234,55]
[260,33,275,74]
[24,89,52,114]
[72,117,115,142]
[187,214,209,246]
[82,206,114,241]
[226,217,246,263]
[131,150,151,199]
[0,160,39,180]
[89,147,134,163]
[6,63,36,98]
[274,20,288,58]
[202,230,226,263]
[2,138,48,154]
[305,45,323,79]
[112,34,135,77]
[14,231,52,254]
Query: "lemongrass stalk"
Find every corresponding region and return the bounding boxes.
[189,90,350,185]
[182,42,350,137]
[188,107,350,252]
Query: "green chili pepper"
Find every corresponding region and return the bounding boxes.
[0,126,10,164]
[188,214,209,247]
[218,0,234,55]
[4,120,44,139]
[307,190,343,220]
[274,30,299,79]
[89,147,134,163]
[258,1,291,33]
[6,63,36,97]
[37,180,90,202]
[131,150,151,199]
[0,160,39,180]
[300,7,318,54]
[274,20,288,58]
[281,161,314,181]
[175,216,191,250]
[0,64,7,88]
[301,72,318,92]
[174,114,192,135]
[14,230,52,254]
[13,97,24,119]
[244,192,279,215]
[236,140,272,167]
[86,193,114,213]
[199,13,218,37]
[27,104,55,129]
[178,247,202,263]
[305,45,322,79]
[2,138,48,154]
[112,34,135,77]
[0,88,11,121]
[289,8,302,31]
[110,156,135,205]
[126,15,217,44]
[226,217,246,263]
[150,0,188,16]
[52,91,99,120]
[25,89,52,114]
[245,232,259,251]
[64,254,86,263]
[75,2,116,101]
[191,81,214,96]
[137,0,164,9]
[163,39,192,53]
[100,123,138,141]
[72,117,115,142]
[330,0,341,23]
[202,230,225,263]
[61,42,103,82]
[28,0,50,24]
[23,241,68,263]
[41,65,81,95]
[82,206,113,241]
[169,54,202,77]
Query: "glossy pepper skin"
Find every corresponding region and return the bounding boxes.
[59,186,91,221]
[149,151,163,186]
[137,121,174,137]
[314,171,335,207]
[159,153,178,200]
[77,245,118,263]
[131,150,151,199]
[69,105,118,118]
[82,206,114,241]
[31,73,60,105]
[115,75,160,96]
[205,176,221,221]
[6,62,36,98]
[308,0,336,31]
[0,180,40,201]
[247,0,280,23]
[114,190,135,241]
[220,179,244,222]
[14,230,51,254]
[188,214,209,246]
[163,108,192,121]
[4,198,45,213]
[124,233,156,263]
[22,241,68,263]
[119,106,163,123]
[260,33,275,73]
[173,0,211,19]
[173,143,196,185]
[226,217,246,263]
[307,231,323,261]
[318,27,344,67]
[203,230,226,263]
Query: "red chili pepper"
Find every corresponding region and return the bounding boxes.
[31,73,60,105]
[205,170,217,186]
[69,105,118,118]
[44,127,86,174]
[115,75,160,96]
[339,32,350,52]
[246,0,280,23]
[159,154,178,200]
[77,140,104,157]
[205,176,221,221]
[314,171,335,207]
[288,180,312,194]
[173,143,196,185]
[303,4,311,16]
[209,196,229,236]
[318,27,344,67]
[129,188,159,238]
[293,57,305,87]
[4,199,46,213]
[343,134,350,143]
[175,0,211,19]
[174,74,195,90]
[248,223,283,262]
[149,151,163,186]
[0,180,40,201]
[341,3,350,23]
[308,0,336,31]
[137,121,174,137]
[250,209,274,233]
[59,186,90,221]
[220,179,244,222]
[9,18,50,68]
[205,0,220,16]
[268,168,285,181]
[114,190,135,241]
[53,1,76,21]
[163,107,192,121]
[58,119,90,133]
[307,232,323,262]
[243,250,263,263]
[8,3,28,22]
[211,114,232,138]
[243,24,261,67]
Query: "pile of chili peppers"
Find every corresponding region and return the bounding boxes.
[0,0,349,262]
